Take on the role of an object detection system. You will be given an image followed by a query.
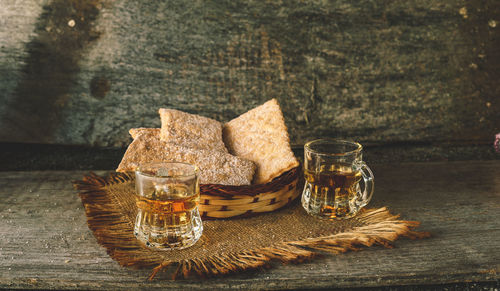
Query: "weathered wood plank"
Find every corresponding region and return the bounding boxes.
[0,161,499,289]
[0,0,498,147]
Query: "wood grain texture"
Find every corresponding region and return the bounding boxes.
[0,161,498,289]
[0,0,499,147]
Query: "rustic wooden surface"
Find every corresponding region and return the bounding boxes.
[0,161,498,289]
[0,0,499,147]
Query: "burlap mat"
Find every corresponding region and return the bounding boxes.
[74,172,429,280]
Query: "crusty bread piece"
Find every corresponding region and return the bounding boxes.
[223,99,299,184]
[129,127,159,139]
[117,128,255,186]
[158,108,227,152]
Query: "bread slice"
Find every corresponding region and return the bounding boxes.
[117,128,255,186]
[158,108,227,152]
[223,99,299,184]
[129,127,159,139]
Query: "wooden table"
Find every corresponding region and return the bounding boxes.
[1,161,499,290]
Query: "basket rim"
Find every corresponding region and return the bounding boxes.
[199,166,300,198]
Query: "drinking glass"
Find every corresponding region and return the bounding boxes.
[134,162,203,250]
[301,139,374,219]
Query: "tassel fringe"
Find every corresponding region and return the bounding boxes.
[74,172,430,281]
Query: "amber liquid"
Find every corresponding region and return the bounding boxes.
[134,185,202,249]
[302,164,362,218]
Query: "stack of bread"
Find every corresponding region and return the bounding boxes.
[117,99,299,185]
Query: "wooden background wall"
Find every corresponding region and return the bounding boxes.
[0,0,499,148]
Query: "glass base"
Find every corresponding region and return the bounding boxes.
[301,183,359,220]
[134,208,203,250]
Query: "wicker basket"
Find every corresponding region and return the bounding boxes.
[199,166,301,219]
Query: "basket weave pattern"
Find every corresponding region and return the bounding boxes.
[199,166,301,219]
[112,166,301,219]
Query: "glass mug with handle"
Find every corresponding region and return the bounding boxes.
[301,139,374,219]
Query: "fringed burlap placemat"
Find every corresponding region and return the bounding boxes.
[74,172,429,280]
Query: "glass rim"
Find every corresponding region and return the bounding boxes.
[304,138,363,157]
[135,162,198,178]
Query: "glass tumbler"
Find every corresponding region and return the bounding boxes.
[134,162,203,250]
[301,139,374,219]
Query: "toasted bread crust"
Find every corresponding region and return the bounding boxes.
[117,128,255,186]
[159,109,227,152]
[223,99,299,184]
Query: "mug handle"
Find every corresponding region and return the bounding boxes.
[354,161,374,208]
